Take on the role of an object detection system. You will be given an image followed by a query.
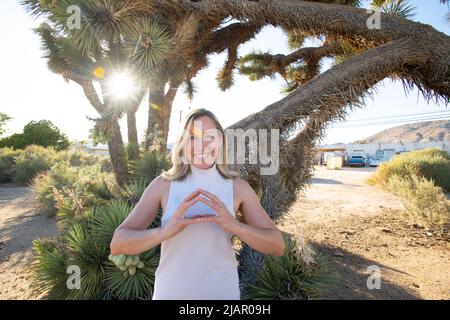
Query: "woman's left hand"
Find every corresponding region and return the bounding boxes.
[195,188,240,234]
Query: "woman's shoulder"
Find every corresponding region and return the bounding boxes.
[147,174,171,194]
[232,176,253,194]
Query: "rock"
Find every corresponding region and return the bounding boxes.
[412,223,425,229]
[426,232,433,237]
[412,283,420,288]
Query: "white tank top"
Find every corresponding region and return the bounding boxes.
[152,163,240,300]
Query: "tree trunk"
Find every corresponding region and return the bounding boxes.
[145,81,180,151]
[107,119,128,187]
[146,83,166,151]
[81,80,129,187]
[127,110,140,161]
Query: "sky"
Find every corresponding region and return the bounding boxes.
[0,0,449,146]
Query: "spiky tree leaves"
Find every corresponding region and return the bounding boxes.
[31,237,70,299]
[130,19,171,74]
[104,249,159,299]
[243,232,336,300]
[64,221,106,299]
[32,199,161,299]
[371,0,417,19]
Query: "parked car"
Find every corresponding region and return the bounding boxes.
[348,155,366,167]
[368,158,382,167]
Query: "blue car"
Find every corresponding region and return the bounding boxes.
[348,156,366,167]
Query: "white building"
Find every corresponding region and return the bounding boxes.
[70,140,109,156]
[317,141,450,162]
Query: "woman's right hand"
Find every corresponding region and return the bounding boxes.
[160,190,208,240]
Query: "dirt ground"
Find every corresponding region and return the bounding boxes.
[0,184,57,299]
[280,165,450,300]
[0,167,448,300]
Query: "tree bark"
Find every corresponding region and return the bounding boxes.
[127,110,140,161]
[146,82,166,151]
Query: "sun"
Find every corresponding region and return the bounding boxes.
[108,72,136,100]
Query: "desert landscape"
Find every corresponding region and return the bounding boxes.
[1,165,448,299]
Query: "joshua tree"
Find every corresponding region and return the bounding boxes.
[23,0,450,295]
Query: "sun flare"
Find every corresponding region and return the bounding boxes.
[108,72,136,100]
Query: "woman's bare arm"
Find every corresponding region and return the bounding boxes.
[232,178,285,256]
[110,175,169,255]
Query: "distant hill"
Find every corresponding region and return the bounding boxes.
[360,120,450,143]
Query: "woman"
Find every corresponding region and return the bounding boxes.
[110,108,285,300]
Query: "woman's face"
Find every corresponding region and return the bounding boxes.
[184,115,222,169]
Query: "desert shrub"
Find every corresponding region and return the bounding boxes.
[367,148,450,192]
[31,200,160,300]
[55,149,103,167]
[387,174,450,230]
[0,147,22,183]
[32,161,116,218]
[243,232,336,300]
[10,144,58,184]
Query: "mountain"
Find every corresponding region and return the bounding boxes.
[360,120,450,143]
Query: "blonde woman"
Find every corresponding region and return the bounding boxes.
[110,108,285,300]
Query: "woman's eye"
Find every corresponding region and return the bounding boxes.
[204,135,214,141]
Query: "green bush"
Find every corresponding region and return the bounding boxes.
[387,174,450,229]
[11,144,58,184]
[0,133,28,149]
[367,148,450,192]
[55,149,103,168]
[31,200,160,300]
[243,232,336,300]
[0,147,22,183]
[0,120,69,151]
[128,151,171,183]
[32,161,116,218]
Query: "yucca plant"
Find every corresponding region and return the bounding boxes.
[128,150,171,183]
[104,249,159,300]
[119,178,149,205]
[32,199,161,300]
[243,232,337,300]
[64,221,107,300]
[31,237,70,299]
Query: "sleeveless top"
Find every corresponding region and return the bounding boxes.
[152,163,241,300]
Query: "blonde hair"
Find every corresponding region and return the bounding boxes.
[161,108,239,181]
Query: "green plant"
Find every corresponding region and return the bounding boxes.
[11,144,57,184]
[119,178,149,205]
[31,200,160,300]
[0,147,22,183]
[0,120,69,151]
[32,161,116,218]
[55,149,102,167]
[387,174,450,230]
[243,232,336,300]
[367,148,450,192]
[31,237,70,300]
[128,151,171,183]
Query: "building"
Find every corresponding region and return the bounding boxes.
[70,140,110,156]
[316,141,450,164]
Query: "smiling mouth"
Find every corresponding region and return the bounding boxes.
[194,153,211,158]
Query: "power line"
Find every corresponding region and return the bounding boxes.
[330,114,450,128]
[343,110,450,123]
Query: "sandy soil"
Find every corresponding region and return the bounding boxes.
[281,166,450,300]
[0,183,57,299]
